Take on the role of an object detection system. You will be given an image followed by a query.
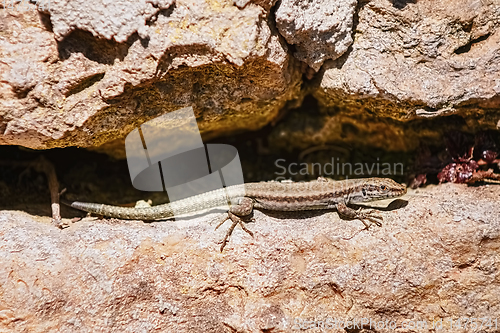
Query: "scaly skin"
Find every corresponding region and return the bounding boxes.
[63,177,407,250]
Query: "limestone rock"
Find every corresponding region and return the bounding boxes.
[0,1,302,151]
[48,0,175,42]
[0,183,499,332]
[275,0,357,71]
[1,0,500,157]
[315,0,500,122]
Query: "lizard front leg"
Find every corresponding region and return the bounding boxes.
[336,202,383,228]
[213,197,255,251]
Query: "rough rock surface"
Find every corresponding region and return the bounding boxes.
[0,1,301,150]
[275,0,357,71]
[1,0,500,155]
[0,183,499,332]
[48,0,175,42]
[315,0,500,121]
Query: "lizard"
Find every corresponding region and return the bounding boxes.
[63,177,407,251]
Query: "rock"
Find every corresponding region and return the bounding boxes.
[1,0,500,156]
[275,0,357,71]
[1,0,500,163]
[0,183,499,332]
[48,0,175,42]
[315,0,500,123]
[0,1,302,152]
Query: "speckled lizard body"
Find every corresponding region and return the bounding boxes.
[63,177,407,250]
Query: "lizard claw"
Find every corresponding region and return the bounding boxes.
[336,202,383,228]
[358,211,383,228]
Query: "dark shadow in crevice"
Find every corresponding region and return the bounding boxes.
[65,72,105,97]
[12,89,30,99]
[140,36,150,48]
[0,116,6,135]
[56,2,176,64]
[155,43,216,77]
[454,33,491,55]
[38,11,53,32]
[57,29,138,65]
[389,0,418,9]
[157,4,176,19]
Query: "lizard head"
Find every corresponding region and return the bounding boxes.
[351,178,407,203]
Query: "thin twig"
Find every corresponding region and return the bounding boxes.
[0,156,67,227]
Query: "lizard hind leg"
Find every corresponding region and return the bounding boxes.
[213,197,255,252]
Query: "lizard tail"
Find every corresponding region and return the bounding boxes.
[61,198,176,220]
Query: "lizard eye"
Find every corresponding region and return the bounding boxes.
[380,185,387,191]
[362,188,367,196]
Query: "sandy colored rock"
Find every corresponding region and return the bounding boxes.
[315,0,500,122]
[2,0,500,156]
[0,183,499,332]
[275,0,357,71]
[0,1,302,152]
[48,0,175,42]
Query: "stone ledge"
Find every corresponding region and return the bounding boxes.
[0,182,498,332]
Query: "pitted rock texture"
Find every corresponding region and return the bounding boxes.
[48,0,175,42]
[314,0,500,121]
[0,183,499,332]
[1,0,500,155]
[0,1,302,150]
[275,0,357,71]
